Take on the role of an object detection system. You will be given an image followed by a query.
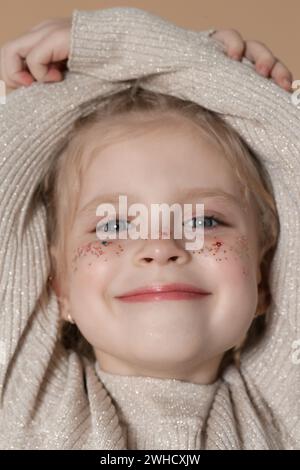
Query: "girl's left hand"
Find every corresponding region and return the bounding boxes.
[211,29,293,92]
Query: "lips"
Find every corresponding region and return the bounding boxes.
[115,283,211,303]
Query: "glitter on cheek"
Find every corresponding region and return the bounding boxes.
[189,234,252,277]
[71,240,125,273]
[189,236,227,260]
[231,235,252,277]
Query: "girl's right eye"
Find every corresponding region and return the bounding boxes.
[93,218,133,234]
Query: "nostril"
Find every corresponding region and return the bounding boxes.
[169,256,178,261]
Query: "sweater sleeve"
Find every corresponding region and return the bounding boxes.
[67,7,221,80]
[0,81,66,402]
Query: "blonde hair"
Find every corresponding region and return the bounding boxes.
[38,80,280,373]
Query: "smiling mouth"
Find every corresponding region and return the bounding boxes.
[115,291,210,303]
[115,282,211,303]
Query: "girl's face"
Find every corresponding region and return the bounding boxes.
[57,118,261,384]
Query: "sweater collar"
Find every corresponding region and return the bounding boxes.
[93,361,221,449]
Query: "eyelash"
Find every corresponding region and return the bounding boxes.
[185,215,226,231]
[90,215,227,234]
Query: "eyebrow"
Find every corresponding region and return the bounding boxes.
[78,187,243,217]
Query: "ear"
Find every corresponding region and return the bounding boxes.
[256,242,268,285]
[49,245,70,322]
[49,245,60,296]
[58,296,72,322]
[256,264,262,285]
[53,282,71,322]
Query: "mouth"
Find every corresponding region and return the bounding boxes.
[115,283,211,303]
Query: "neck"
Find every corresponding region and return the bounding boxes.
[94,350,223,384]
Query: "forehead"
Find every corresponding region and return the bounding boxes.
[79,119,243,205]
[80,112,222,170]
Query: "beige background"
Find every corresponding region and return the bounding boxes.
[1,0,299,94]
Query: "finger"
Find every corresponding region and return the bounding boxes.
[16,67,35,86]
[40,62,65,83]
[244,40,277,76]
[0,25,59,87]
[25,30,69,82]
[0,46,32,88]
[29,17,70,33]
[270,60,293,91]
[211,29,246,59]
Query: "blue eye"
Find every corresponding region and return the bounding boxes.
[91,215,225,234]
[95,218,133,234]
[184,215,224,230]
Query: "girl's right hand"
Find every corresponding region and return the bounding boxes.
[0,17,71,90]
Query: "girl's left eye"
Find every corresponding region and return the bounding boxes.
[184,215,225,230]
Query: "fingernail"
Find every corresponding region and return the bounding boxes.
[259,65,269,76]
[23,76,33,86]
[283,78,291,89]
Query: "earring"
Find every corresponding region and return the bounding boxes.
[67,313,75,324]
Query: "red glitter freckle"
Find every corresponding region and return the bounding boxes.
[71,241,109,266]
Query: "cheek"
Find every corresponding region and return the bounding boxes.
[68,240,127,337]
[192,234,258,329]
[190,234,259,351]
[69,239,127,308]
[192,234,255,280]
[70,239,125,275]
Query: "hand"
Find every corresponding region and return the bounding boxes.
[211,29,293,92]
[0,16,293,93]
[0,17,71,90]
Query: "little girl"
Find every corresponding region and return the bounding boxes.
[0,7,299,450]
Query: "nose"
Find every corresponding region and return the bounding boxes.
[133,238,190,266]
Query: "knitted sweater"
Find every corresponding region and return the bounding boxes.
[0,7,299,450]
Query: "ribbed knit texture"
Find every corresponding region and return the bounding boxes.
[0,7,299,449]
